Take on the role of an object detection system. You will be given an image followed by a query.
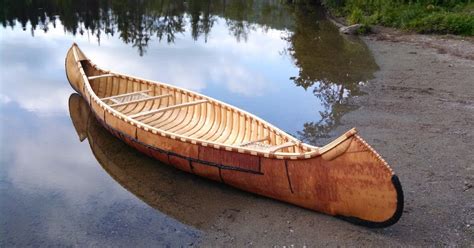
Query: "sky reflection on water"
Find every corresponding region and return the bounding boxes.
[0,1,377,246]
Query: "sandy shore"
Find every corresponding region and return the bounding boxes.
[340,33,474,246]
[198,32,474,246]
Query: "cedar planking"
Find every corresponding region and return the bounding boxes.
[65,43,403,227]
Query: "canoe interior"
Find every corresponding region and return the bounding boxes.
[80,60,314,154]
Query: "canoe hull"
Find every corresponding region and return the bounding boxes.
[65,44,403,227]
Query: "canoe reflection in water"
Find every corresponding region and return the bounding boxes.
[69,93,252,229]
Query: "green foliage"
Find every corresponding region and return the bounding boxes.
[348,7,363,24]
[322,0,474,36]
[409,12,474,35]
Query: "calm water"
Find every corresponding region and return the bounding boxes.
[0,0,377,246]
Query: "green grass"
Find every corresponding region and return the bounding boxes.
[322,0,474,36]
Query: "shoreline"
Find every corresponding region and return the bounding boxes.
[325,9,474,61]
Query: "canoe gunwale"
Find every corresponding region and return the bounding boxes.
[67,44,369,161]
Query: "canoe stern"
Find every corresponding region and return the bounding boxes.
[65,43,86,95]
[315,134,403,227]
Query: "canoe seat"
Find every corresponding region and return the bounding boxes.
[239,136,270,147]
[105,93,148,106]
[88,74,115,80]
[240,142,273,150]
[129,99,208,119]
[109,93,173,107]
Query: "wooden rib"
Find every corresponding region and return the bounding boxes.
[120,94,150,116]
[218,110,234,144]
[167,95,198,133]
[114,85,134,112]
[202,105,224,140]
[96,75,106,98]
[250,119,258,144]
[116,78,138,113]
[239,116,251,144]
[131,95,157,119]
[211,107,230,142]
[263,127,270,146]
[243,117,252,144]
[101,89,152,101]
[146,90,179,126]
[110,93,172,107]
[194,103,220,139]
[186,102,214,138]
[88,72,96,94]
[123,80,145,113]
[258,123,265,143]
[155,92,186,128]
[229,114,245,145]
[225,111,240,145]
[129,99,208,119]
[102,74,111,97]
[276,134,282,150]
[167,103,191,130]
[139,87,171,124]
[100,75,108,98]
[179,101,206,136]
[215,109,234,143]
[111,77,119,98]
[114,79,143,114]
[95,75,105,97]
[104,75,112,98]
[111,77,120,96]
[126,79,134,103]
[246,119,254,143]
[88,74,115,80]
[268,142,296,154]
[161,95,195,131]
[235,115,245,144]
[270,131,276,146]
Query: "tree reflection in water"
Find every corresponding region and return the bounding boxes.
[1,0,292,55]
[283,2,378,145]
[1,0,377,146]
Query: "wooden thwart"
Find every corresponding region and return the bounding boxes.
[129,99,208,118]
[88,74,115,80]
[110,93,173,107]
[101,89,152,101]
[239,135,270,147]
[268,142,296,153]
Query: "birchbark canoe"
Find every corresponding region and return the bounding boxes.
[65,43,403,227]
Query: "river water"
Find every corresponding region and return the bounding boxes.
[0,0,377,246]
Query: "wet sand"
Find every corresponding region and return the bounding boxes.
[198,33,474,246]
